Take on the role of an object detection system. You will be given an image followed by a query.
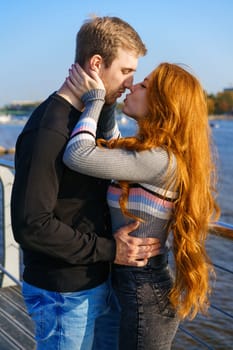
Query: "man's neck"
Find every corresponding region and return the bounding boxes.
[57,83,84,111]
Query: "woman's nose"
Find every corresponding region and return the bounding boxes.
[130,84,137,93]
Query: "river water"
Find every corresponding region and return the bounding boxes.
[0,115,232,349]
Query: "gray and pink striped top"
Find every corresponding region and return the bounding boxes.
[63,90,178,250]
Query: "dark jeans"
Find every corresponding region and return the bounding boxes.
[112,255,179,350]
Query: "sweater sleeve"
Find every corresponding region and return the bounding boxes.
[69,89,120,141]
[63,90,176,184]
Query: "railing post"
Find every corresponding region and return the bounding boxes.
[0,164,20,286]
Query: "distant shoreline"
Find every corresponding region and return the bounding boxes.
[209,114,233,120]
[1,111,233,121]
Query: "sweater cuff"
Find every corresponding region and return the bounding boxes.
[81,89,106,104]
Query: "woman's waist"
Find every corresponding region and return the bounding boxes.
[113,251,169,271]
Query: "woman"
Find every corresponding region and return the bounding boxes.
[63,62,220,349]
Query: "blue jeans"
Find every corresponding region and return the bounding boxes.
[22,279,120,350]
[112,255,180,350]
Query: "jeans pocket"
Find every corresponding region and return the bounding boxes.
[22,282,43,316]
[152,279,176,318]
[22,282,58,341]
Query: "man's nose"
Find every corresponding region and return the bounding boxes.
[123,76,134,89]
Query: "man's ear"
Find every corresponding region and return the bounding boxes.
[89,54,103,73]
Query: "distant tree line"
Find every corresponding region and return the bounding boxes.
[207,90,233,115]
[0,102,40,115]
[1,90,233,117]
[117,90,233,117]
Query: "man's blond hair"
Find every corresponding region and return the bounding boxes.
[75,16,147,67]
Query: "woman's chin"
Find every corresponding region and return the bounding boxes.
[122,107,130,116]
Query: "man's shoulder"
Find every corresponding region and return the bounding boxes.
[23,93,81,137]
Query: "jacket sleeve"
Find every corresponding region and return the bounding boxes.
[11,126,116,265]
[96,102,121,140]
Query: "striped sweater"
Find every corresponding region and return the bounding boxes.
[63,90,178,250]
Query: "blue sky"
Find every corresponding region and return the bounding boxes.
[1,0,232,107]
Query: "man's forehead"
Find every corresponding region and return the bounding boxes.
[114,48,138,69]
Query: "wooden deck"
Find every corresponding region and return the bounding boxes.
[0,285,35,350]
[0,224,232,350]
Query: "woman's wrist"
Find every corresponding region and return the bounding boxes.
[81,89,106,106]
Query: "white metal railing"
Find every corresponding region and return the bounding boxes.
[0,159,20,287]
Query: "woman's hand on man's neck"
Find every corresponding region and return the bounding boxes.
[57,82,84,111]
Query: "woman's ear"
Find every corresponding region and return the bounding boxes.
[89,54,103,73]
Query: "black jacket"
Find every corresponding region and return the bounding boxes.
[11,93,116,292]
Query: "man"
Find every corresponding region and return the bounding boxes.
[11,16,160,350]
